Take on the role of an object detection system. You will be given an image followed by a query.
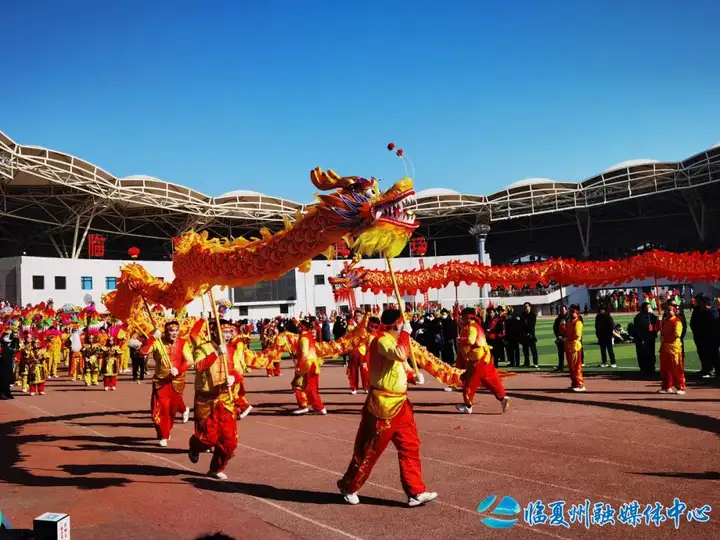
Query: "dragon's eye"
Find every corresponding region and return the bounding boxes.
[364,187,375,199]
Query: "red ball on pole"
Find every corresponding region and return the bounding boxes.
[128,246,141,259]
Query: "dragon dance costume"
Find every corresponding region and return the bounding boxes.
[565,306,585,391]
[292,318,326,415]
[140,320,192,446]
[659,304,686,394]
[188,319,244,479]
[455,308,509,414]
[338,309,437,507]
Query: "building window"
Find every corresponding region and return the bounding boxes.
[280,304,289,314]
[314,275,325,285]
[55,276,66,290]
[316,306,327,316]
[81,276,93,290]
[32,276,44,290]
[105,277,117,290]
[238,306,248,316]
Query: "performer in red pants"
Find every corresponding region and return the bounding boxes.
[455,307,509,414]
[292,317,326,415]
[140,320,194,446]
[188,319,243,480]
[658,301,686,394]
[338,309,437,507]
[565,305,586,391]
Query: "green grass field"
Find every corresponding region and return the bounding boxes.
[249,314,702,373]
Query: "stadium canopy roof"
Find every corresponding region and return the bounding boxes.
[1,130,719,248]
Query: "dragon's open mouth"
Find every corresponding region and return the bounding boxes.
[373,190,419,229]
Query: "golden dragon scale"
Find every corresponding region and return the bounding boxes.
[332,250,720,298]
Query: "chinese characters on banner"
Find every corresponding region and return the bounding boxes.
[523,498,711,529]
[87,234,105,258]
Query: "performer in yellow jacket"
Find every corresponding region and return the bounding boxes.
[659,301,686,394]
[565,305,586,391]
[101,337,122,391]
[140,320,194,446]
[292,317,326,415]
[455,307,509,414]
[188,319,244,480]
[338,309,437,508]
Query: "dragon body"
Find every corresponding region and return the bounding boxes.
[263,320,515,387]
[329,250,711,300]
[104,168,419,331]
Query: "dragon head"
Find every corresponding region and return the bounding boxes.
[311,167,419,258]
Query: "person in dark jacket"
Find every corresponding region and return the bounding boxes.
[0,329,19,399]
[504,307,521,367]
[631,302,659,373]
[690,295,719,378]
[519,302,538,367]
[595,304,617,368]
[439,309,457,365]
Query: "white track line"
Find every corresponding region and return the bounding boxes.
[253,420,626,503]
[18,400,363,540]
[84,400,569,539]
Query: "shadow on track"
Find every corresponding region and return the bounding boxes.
[185,477,407,507]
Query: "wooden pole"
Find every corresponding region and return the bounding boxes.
[207,288,231,386]
[386,256,419,375]
[140,296,171,369]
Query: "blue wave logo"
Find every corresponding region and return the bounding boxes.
[0,510,11,530]
[477,495,521,529]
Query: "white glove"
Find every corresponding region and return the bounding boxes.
[416,372,425,385]
[153,329,161,340]
[218,342,228,355]
[226,375,236,387]
[402,321,412,335]
[170,366,179,376]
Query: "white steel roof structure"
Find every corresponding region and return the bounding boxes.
[1,129,719,258]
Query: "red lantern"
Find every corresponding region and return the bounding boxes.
[128,246,140,259]
[387,142,395,151]
[410,237,428,256]
[335,242,351,258]
[396,149,404,157]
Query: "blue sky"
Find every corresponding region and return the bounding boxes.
[2,0,719,203]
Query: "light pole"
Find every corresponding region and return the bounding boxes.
[470,223,491,306]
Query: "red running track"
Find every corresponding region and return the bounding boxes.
[1,361,719,540]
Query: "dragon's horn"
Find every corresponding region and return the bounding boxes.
[311,167,355,191]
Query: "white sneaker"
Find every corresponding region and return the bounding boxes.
[208,471,228,480]
[40,392,46,395]
[293,408,309,415]
[455,404,472,414]
[22,388,27,393]
[443,387,455,392]
[239,405,253,419]
[111,387,117,391]
[158,439,168,447]
[104,387,109,392]
[610,364,617,368]
[182,407,190,423]
[408,492,438,507]
[350,390,357,395]
[30,392,36,396]
[317,408,328,415]
[501,397,510,413]
[337,480,360,505]
[572,386,586,392]
[676,389,686,395]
